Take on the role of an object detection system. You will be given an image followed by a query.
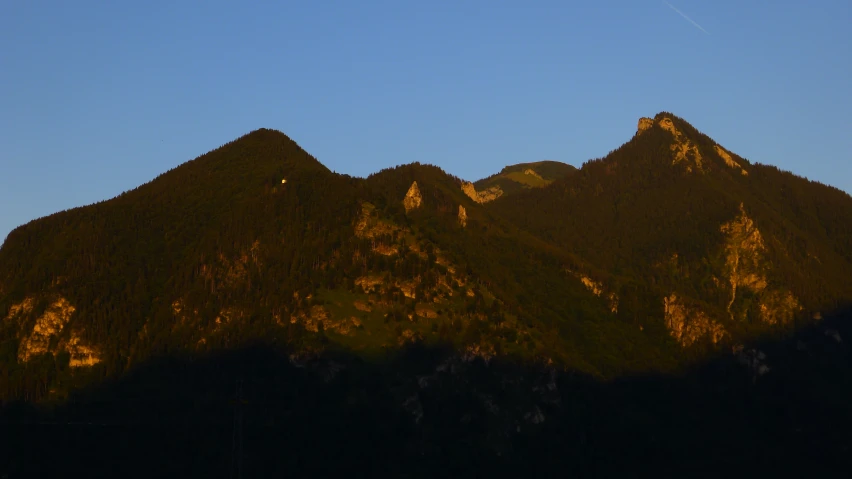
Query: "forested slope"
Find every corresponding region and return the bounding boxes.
[1,113,851,408]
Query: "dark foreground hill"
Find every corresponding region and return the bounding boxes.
[1,113,852,476]
[2,307,850,478]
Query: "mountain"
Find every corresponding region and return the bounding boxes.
[466,160,578,203]
[490,113,852,347]
[1,113,852,475]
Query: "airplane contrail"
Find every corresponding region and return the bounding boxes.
[664,1,709,34]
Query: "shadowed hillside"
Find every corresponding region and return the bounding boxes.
[2,307,850,478]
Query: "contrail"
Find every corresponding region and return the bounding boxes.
[664,1,709,34]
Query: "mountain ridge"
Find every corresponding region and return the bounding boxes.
[1,112,850,404]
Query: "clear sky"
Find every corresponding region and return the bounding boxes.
[2,0,851,242]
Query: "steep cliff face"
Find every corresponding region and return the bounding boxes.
[403,181,423,212]
[658,204,807,347]
[458,205,467,228]
[637,117,655,134]
[461,182,481,203]
[462,182,503,204]
[639,115,749,177]
[714,145,748,176]
[4,296,101,367]
[13,297,76,362]
[658,117,705,173]
[720,204,801,325]
[664,294,727,347]
[65,334,102,367]
[721,204,770,316]
[477,186,504,202]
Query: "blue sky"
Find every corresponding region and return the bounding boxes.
[1,0,851,242]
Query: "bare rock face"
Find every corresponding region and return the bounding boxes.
[478,186,503,202]
[720,203,801,324]
[580,276,603,296]
[721,203,769,316]
[664,293,727,347]
[577,275,618,314]
[637,117,655,134]
[639,115,749,176]
[290,305,359,336]
[461,182,480,203]
[462,182,502,204]
[658,117,704,172]
[714,145,748,176]
[403,181,422,212]
[759,290,801,326]
[355,202,400,240]
[458,205,467,228]
[4,295,102,367]
[523,168,544,180]
[65,333,102,367]
[15,297,75,362]
[355,275,385,294]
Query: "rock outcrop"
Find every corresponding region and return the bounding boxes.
[6,297,34,319]
[720,203,801,324]
[664,294,727,347]
[477,186,503,202]
[637,117,655,135]
[639,116,749,176]
[461,182,480,203]
[355,202,400,240]
[403,181,422,212]
[658,117,704,172]
[721,203,769,317]
[523,168,544,180]
[458,205,467,228]
[714,145,748,176]
[462,182,502,204]
[290,305,361,335]
[573,273,618,314]
[4,295,102,367]
[65,333,102,367]
[355,275,385,294]
[15,297,76,362]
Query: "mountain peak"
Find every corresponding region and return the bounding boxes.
[632,113,750,176]
[635,112,692,136]
[637,117,656,134]
[634,114,705,173]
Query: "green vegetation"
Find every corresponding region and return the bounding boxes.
[473,160,577,197]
